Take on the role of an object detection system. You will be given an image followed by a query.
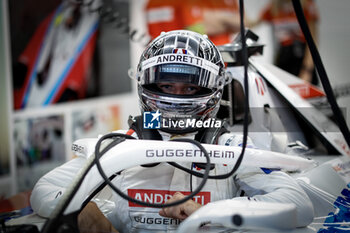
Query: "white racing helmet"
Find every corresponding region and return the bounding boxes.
[136,30,228,133]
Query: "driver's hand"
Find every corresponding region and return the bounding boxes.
[159,192,202,220]
[78,201,119,233]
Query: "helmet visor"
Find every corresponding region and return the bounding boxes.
[138,54,223,90]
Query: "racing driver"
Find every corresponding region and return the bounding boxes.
[30,30,314,233]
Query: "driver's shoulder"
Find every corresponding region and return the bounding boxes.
[217,132,255,148]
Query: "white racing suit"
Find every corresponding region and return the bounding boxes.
[30,130,314,232]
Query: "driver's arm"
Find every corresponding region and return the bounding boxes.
[78,201,119,233]
[30,136,109,217]
[233,166,314,227]
[30,156,87,217]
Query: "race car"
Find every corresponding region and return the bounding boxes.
[15,30,349,233]
[4,6,350,233]
[13,0,99,109]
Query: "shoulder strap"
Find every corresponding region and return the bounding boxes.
[195,120,230,144]
[128,115,162,168]
[128,115,162,140]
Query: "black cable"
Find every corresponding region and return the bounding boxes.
[80,174,117,210]
[94,135,212,208]
[292,0,350,148]
[55,134,134,218]
[41,134,131,233]
[41,133,210,232]
[68,0,94,6]
[190,163,194,193]
[233,0,250,178]
[166,0,250,180]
